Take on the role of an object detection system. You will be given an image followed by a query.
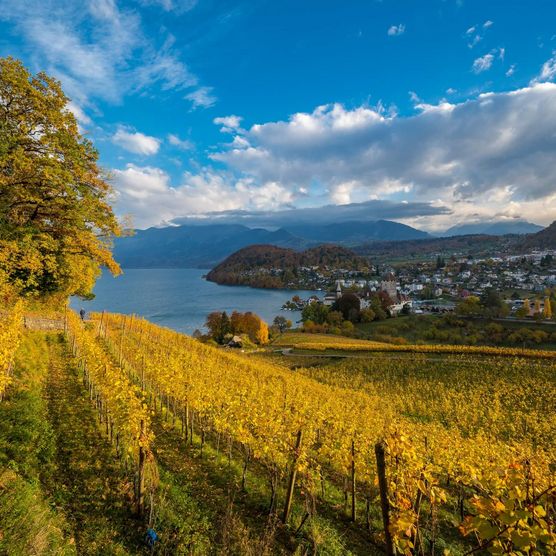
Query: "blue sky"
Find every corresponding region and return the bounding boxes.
[1,0,556,230]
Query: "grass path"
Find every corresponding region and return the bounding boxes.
[44,335,145,555]
[150,412,286,555]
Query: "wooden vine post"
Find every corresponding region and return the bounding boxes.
[375,441,395,555]
[137,419,146,517]
[351,439,356,522]
[282,429,303,524]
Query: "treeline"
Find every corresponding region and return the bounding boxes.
[206,244,370,289]
[456,288,555,320]
[300,291,401,335]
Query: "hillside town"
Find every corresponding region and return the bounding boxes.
[282,248,556,319]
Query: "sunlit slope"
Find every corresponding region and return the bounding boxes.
[91,311,555,554]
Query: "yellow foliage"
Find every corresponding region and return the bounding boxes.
[91,312,556,552]
[0,300,24,399]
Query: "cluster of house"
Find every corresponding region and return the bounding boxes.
[281,249,556,318]
[322,273,413,316]
[395,250,556,300]
[311,249,556,317]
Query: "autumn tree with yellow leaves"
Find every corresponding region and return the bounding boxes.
[0,57,121,303]
[543,297,552,319]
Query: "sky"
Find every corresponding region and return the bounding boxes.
[1,0,556,231]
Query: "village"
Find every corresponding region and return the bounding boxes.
[282,248,556,319]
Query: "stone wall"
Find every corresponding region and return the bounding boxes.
[23,316,64,331]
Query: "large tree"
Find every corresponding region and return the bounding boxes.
[0,57,121,301]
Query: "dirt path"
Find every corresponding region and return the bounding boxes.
[44,335,145,555]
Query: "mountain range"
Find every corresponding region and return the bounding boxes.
[113,219,550,269]
[113,224,304,268]
[113,220,429,268]
[443,220,543,237]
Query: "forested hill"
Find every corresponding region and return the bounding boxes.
[206,244,371,289]
[520,220,556,249]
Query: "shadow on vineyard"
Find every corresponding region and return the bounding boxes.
[45,334,146,555]
[150,402,381,555]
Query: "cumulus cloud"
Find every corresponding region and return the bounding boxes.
[387,24,405,36]
[472,52,495,73]
[111,165,295,228]
[113,128,161,155]
[209,84,556,228]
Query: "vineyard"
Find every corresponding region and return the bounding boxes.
[1,308,555,554]
[274,331,556,359]
[92,312,555,554]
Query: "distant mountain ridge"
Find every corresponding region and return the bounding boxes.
[444,220,543,237]
[285,219,430,243]
[112,219,554,270]
[113,224,307,268]
[113,219,429,268]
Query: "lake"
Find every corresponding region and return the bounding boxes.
[70,268,320,334]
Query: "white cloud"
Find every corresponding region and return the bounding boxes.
[330,181,359,204]
[506,64,516,77]
[113,164,170,200]
[533,52,556,83]
[468,35,482,49]
[210,84,556,227]
[446,88,457,94]
[387,24,405,36]
[112,165,294,227]
[138,0,198,12]
[113,128,161,155]
[167,134,194,150]
[408,91,421,104]
[214,115,243,132]
[465,21,493,48]
[472,52,495,73]
[66,100,92,125]
[185,86,217,109]
[0,0,213,110]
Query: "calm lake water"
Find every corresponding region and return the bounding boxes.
[70,268,320,334]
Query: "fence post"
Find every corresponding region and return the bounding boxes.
[137,420,146,517]
[375,441,395,555]
[282,429,303,524]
